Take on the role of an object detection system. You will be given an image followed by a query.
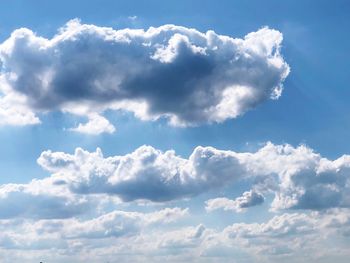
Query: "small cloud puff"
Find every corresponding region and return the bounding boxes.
[205,190,264,213]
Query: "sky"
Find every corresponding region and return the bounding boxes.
[0,0,349,262]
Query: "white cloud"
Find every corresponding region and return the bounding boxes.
[36,143,350,211]
[1,142,350,261]
[206,190,264,213]
[0,207,188,251]
[0,77,40,126]
[240,143,350,211]
[69,114,115,135]
[64,207,188,239]
[37,145,245,202]
[0,19,290,129]
[220,209,350,261]
[0,178,92,219]
[224,212,317,239]
[0,178,349,262]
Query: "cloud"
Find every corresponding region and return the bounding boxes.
[0,179,91,219]
[37,145,245,202]
[0,141,347,223]
[0,208,349,262]
[37,143,350,211]
[0,19,290,130]
[69,114,115,135]
[224,212,316,240]
[206,190,264,213]
[0,207,188,251]
[219,209,350,260]
[155,224,209,251]
[0,77,40,126]
[243,143,350,211]
[0,210,349,262]
[64,207,188,239]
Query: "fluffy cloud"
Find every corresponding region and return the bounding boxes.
[69,114,115,135]
[0,208,349,262]
[221,209,350,260]
[0,19,290,131]
[63,207,188,239]
[0,207,188,251]
[0,77,40,126]
[205,190,264,213]
[37,145,244,202]
[37,143,350,211]
[1,141,350,262]
[0,170,349,262]
[225,212,317,240]
[241,143,350,211]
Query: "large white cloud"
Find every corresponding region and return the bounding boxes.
[0,208,349,262]
[37,143,350,211]
[0,19,290,132]
[37,145,245,202]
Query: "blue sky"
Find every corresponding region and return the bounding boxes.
[0,0,349,262]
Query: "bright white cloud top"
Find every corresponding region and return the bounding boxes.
[0,20,289,133]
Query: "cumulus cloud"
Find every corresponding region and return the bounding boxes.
[0,19,290,131]
[69,114,115,135]
[37,145,245,202]
[225,212,317,240]
[0,141,348,262]
[0,207,188,252]
[37,143,350,211]
[155,224,209,252]
[240,143,350,211]
[64,207,188,239]
[0,171,348,263]
[219,209,350,259]
[0,208,350,262]
[206,190,264,213]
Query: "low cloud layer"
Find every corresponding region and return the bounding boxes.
[0,20,289,132]
[0,208,349,262]
[35,143,350,211]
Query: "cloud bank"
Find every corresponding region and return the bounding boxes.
[0,20,290,133]
[35,143,350,211]
[0,207,349,263]
[0,143,349,262]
